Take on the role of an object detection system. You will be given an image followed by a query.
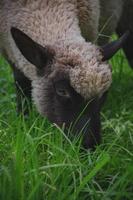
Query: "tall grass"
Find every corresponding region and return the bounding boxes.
[0,50,133,200]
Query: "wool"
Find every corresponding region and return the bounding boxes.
[53,42,112,99]
[0,0,123,101]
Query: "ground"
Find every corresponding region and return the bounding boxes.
[0,49,133,200]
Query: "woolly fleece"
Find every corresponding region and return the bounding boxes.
[0,0,123,100]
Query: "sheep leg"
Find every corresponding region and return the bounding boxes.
[116,1,133,69]
[12,66,32,115]
[117,28,133,69]
[2,50,32,115]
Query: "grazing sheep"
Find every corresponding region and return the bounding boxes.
[0,0,130,148]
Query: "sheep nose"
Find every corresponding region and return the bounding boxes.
[73,115,90,136]
[67,115,101,149]
[70,115,94,149]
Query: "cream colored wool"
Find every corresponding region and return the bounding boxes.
[0,0,123,100]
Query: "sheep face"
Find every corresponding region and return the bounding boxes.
[32,65,108,149]
[11,28,112,147]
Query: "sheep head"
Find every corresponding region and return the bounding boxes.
[11,27,128,148]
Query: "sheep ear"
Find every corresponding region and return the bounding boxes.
[11,27,54,69]
[102,31,129,61]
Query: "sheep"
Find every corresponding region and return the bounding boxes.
[0,0,130,148]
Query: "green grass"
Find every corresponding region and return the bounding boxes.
[0,50,133,200]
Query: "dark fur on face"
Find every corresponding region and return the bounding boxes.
[32,68,107,149]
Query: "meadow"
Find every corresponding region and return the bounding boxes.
[0,49,133,200]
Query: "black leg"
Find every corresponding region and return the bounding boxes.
[2,50,32,115]
[116,1,133,69]
[117,28,133,69]
[13,66,32,115]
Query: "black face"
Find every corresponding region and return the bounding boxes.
[48,75,108,148]
[53,78,85,125]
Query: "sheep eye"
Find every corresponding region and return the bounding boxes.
[54,80,71,99]
[56,88,70,98]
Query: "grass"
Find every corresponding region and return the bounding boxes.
[0,50,133,200]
